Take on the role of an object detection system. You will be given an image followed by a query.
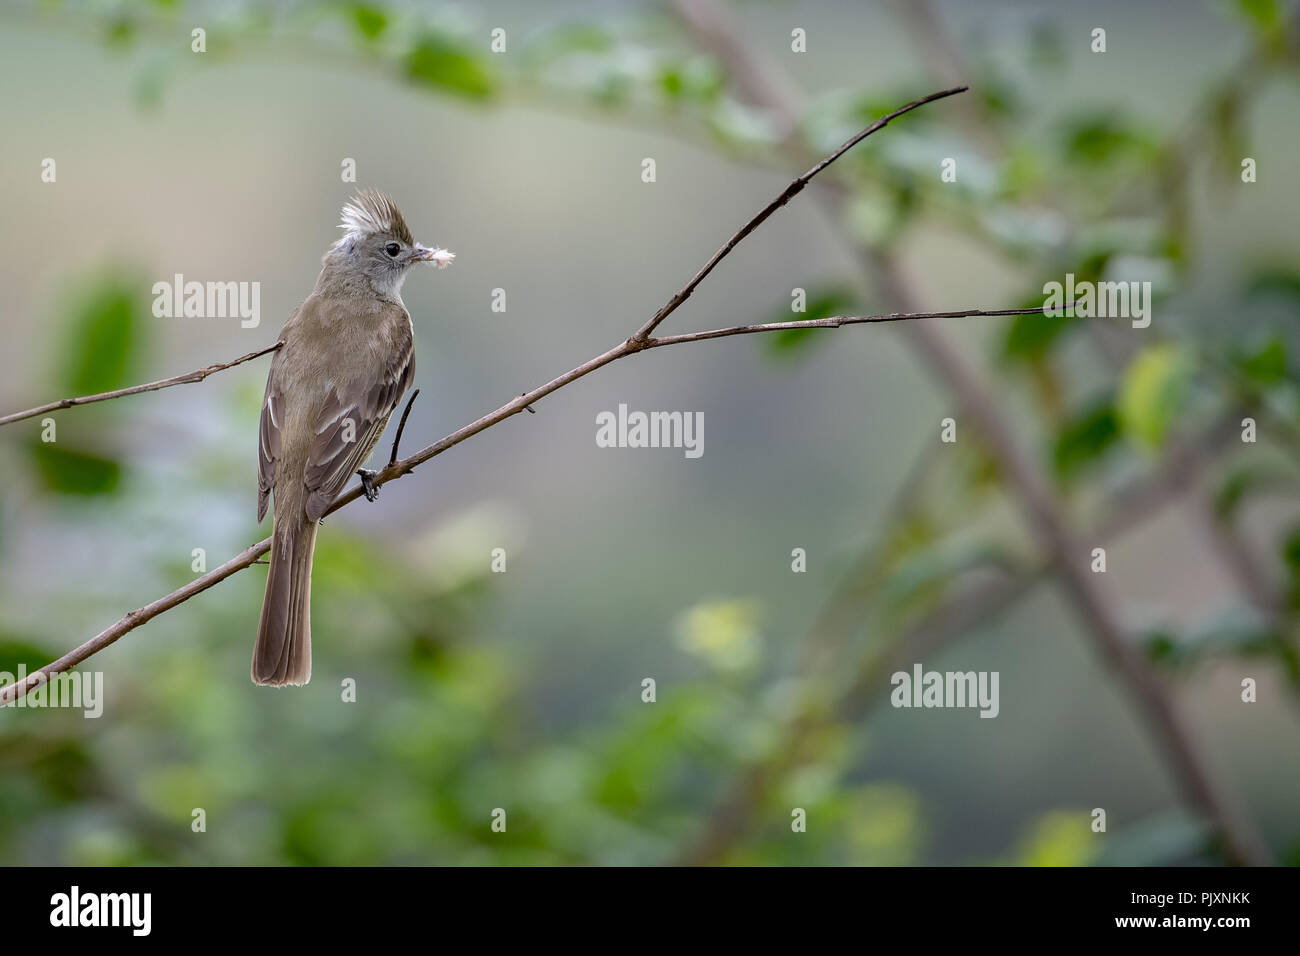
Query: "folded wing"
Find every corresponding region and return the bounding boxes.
[303,354,414,523]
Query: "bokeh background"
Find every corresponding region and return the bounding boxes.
[1,0,1298,865]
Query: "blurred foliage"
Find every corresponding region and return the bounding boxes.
[1,0,1298,867]
[25,440,122,496]
[405,32,496,100]
[1051,399,1120,483]
[20,273,149,496]
[1117,344,1195,450]
[57,274,147,397]
[1012,811,1099,867]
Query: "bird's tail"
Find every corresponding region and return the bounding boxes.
[252,515,318,686]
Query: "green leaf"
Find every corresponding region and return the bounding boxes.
[104,16,136,48]
[1002,291,1075,362]
[0,638,51,676]
[1234,337,1287,387]
[1052,401,1120,481]
[973,73,1020,118]
[1235,0,1281,33]
[674,598,763,673]
[1060,113,1158,168]
[1284,526,1300,609]
[1144,609,1289,672]
[764,288,859,357]
[1143,631,1179,664]
[658,57,722,105]
[58,278,144,397]
[1001,259,1107,364]
[659,66,683,100]
[1285,527,1300,568]
[405,34,496,101]
[1247,270,1300,311]
[348,4,388,41]
[1013,810,1098,866]
[27,440,121,496]
[1117,345,1194,449]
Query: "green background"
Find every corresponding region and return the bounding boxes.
[0,0,1298,865]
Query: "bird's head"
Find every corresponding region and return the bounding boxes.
[326,189,453,297]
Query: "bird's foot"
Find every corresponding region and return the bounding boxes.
[357,469,380,502]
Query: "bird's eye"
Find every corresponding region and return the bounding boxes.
[385,243,401,257]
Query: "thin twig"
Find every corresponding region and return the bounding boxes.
[0,537,273,705]
[0,85,964,432]
[0,89,975,708]
[629,85,968,343]
[0,343,281,428]
[650,306,1051,346]
[388,389,419,467]
[0,306,1017,708]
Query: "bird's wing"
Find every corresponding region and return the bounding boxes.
[257,304,304,523]
[257,370,283,523]
[302,329,415,523]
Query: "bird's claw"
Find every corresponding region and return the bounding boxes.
[357,469,380,502]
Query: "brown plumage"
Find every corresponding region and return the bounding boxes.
[253,192,450,686]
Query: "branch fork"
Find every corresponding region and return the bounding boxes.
[1,87,994,707]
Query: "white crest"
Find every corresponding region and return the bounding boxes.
[337,189,413,243]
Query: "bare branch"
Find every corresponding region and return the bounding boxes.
[648,306,1051,347]
[0,85,964,433]
[0,301,1023,708]
[628,84,968,343]
[0,537,272,705]
[0,88,978,708]
[0,343,281,428]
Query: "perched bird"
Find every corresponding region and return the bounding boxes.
[253,190,453,686]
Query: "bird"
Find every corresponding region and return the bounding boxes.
[253,190,453,686]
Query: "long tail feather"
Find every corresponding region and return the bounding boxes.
[252,517,317,686]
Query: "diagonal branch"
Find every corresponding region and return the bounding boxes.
[0,304,1034,707]
[0,87,988,708]
[0,538,275,705]
[0,344,282,428]
[1,304,1044,441]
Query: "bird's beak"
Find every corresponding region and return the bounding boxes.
[409,244,455,268]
